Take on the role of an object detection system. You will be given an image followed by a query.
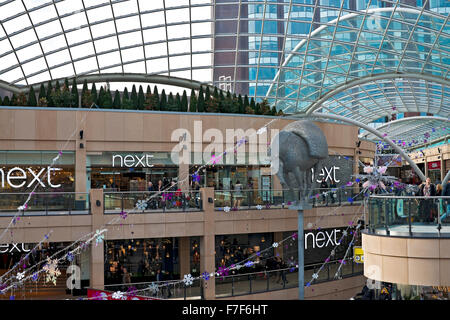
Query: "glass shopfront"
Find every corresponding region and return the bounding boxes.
[104,237,180,285]
[88,152,178,192]
[0,151,75,193]
[215,233,274,271]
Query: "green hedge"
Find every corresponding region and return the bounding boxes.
[0,79,284,116]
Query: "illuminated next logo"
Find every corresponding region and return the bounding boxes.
[0,167,62,189]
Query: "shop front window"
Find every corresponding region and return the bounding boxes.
[190,237,201,277]
[105,238,179,285]
[215,233,274,273]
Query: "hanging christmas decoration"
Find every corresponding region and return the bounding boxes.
[42,257,61,285]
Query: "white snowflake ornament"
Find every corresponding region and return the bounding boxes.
[272,242,279,248]
[148,283,159,294]
[112,291,124,300]
[223,206,231,213]
[183,274,194,286]
[312,273,319,279]
[16,272,25,281]
[136,200,148,211]
[42,257,61,285]
[256,205,263,210]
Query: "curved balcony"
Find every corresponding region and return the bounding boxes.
[363,195,450,287]
[367,195,450,238]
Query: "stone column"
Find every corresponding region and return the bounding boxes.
[200,187,216,300]
[179,237,191,277]
[75,110,88,209]
[178,162,190,193]
[89,188,104,290]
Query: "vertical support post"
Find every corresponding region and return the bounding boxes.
[297,207,304,300]
[90,188,104,290]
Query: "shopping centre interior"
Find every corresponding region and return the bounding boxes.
[0,0,449,301]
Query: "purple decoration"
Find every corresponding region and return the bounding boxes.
[218,266,229,277]
[120,211,128,219]
[244,261,254,268]
[192,173,201,182]
[355,178,360,183]
[347,197,354,203]
[292,232,298,240]
[289,267,296,273]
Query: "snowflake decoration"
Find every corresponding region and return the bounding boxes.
[265,203,271,209]
[32,273,39,282]
[192,173,201,182]
[16,272,25,281]
[312,273,319,279]
[223,206,231,213]
[244,261,254,268]
[126,286,137,297]
[292,232,298,240]
[148,282,159,294]
[235,264,242,270]
[272,242,279,248]
[42,257,61,285]
[67,252,74,262]
[343,230,348,236]
[201,272,210,281]
[0,283,6,295]
[256,205,263,210]
[217,266,229,278]
[183,274,194,286]
[112,291,124,300]
[95,230,104,246]
[136,200,148,211]
[120,211,128,219]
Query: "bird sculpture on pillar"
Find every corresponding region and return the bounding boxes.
[270,120,329,204]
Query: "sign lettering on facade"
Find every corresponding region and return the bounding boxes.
[112,154,154,168]
[0,167,62,189]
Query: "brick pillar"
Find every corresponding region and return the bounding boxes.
[179,237,191,277]
[89,189,104,290]
[200,187,215,300]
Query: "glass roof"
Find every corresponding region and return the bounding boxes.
[0,0,214,86]
[360,116,449,149]
[267,7,450,116]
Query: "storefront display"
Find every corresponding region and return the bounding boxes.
[88,152,177,192]
[105,237,180,285]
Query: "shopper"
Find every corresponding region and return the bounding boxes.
[442,182,450,221]
[418,178,437,222]
[122,267,131,291]
[233,180,243,209]
[330,179,337,204]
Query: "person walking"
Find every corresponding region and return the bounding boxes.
[418,178,436,222]
[442,181,450,221]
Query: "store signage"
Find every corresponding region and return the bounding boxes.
[0,167,62,189]
[0,243,30,254]
[305,228,341,249]
[353,246,364,264]
[112,154,154,168]
[312,166,341,183]
[428,161,441,170]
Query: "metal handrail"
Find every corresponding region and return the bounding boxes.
[370,195,450,199]
[0,192,88,195]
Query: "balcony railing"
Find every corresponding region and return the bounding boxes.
[213,187,361,210]
[102,278,203,300]
[103,191,202,214]
[0,192,90,216]
[215,258,363,298]
[367,195,450,237]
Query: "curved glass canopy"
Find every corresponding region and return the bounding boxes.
[360,116,449,149]
[267,7,450,115]
[0,0,213,86]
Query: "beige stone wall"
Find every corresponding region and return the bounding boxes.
[363,232,450,286]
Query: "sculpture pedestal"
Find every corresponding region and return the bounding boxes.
[288,201,311,300]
